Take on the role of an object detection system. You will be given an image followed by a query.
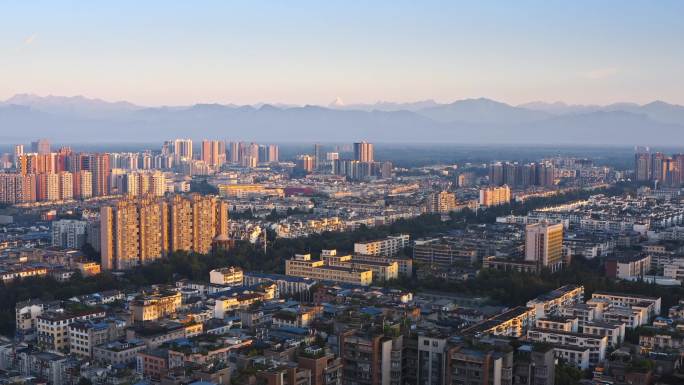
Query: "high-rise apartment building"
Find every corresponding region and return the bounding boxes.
[18,153,57,175]
[101,199,141,270]
[58,171,73,200]
[426,191,457,213]
[169,194,194,252]
[634,151,652,181]
[479,185,511,207]
[489,162,555,187]
[51,219,88,249]
[525,221,564,272]
[173,139,193,161]
[296,155,315,173]
[229,142,240,163]
[0,173,36,204]
[37,173,60,201]
[13,145,24,168]
[651,152,666,183]
[633,148,684,186]
[121,171,166,197]
[267,144,279,162]
[138,197,168,265]
[139,152,152,170]
[89,154,111,196]
[191,194,221,254]
[101,196,167,270]
[31,139,51,154]
[201,140,225,167]
[74,170,93,199]
[314,144,323,170]
[101,194,229,270]
[353,141,374,162]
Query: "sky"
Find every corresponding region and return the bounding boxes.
[1,1,683,106]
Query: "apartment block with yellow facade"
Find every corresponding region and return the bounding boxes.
[130,290,182,322]
[285,253,373,286]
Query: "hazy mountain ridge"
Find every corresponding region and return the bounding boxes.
[1,94,684,145]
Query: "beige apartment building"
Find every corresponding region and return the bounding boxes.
[209,267,244,286]
[101,194,229,271]
[321,249,398,281]
[353,234,410,256]
[479,185,511,207]
[426,191,457,213]
[37,308,107,352]
[525,221,564,272]
[130,290,182,322]
[286,254,373,286]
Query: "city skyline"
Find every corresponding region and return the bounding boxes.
[2,1,683,106]
[3,3,684,385]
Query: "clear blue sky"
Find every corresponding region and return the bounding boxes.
[2,1,682,106]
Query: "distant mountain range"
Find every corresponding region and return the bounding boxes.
[2,94,684,145]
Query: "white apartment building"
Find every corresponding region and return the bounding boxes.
[285,253,373,286]
[663,259,684,280]
[209,267,244,286]
[581,321,625,347]
[526,285,585,319]
[527,328,608,365]
[51,219,88,249]
[591,292,661,321]
[354,234,410,256]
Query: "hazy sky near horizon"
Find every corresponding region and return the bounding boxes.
[2,1,683,106]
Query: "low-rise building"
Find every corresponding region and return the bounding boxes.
[37,308,107,352]
[130,290,182,322]
[243,272,317,297]
[353,234,409,257]
[526,285,585,319]
[462,306,537,338]
[285,253,373,286]
[581,321,625,347]
[591,292,661,322]
[605,255,652,280]
[321,249,398,281]
[68,319,124,358]
[526,328,608,365]
[93,339,147,365]
[209,267,244,286]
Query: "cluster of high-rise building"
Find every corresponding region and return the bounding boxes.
[334,142,392,180]
[110,170,166,197]
[1,143,108,203]
[489,161,556,187]
[0,138,285,203]
[634,147,684,186]
[226,141,279,167]
[291,141,391,180]
[100,194,229,270]
[159,139,279,171]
